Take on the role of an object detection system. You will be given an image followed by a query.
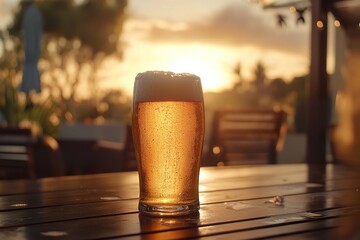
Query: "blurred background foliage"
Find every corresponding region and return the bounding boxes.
[0,77,59,136]
[204,61,307,133]
[0,0,309,135]
[0,0,130,135]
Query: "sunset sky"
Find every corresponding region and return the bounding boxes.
[102,0,312,95]
[1,0,316,96]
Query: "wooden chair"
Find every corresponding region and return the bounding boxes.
[0,128,36,179]
[207,109,287,166]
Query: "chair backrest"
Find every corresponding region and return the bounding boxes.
[207,109,287,166]
[0,128,36,179]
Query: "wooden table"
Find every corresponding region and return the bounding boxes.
[0,164,359,239]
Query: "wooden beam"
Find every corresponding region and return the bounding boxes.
[307,0,329,164]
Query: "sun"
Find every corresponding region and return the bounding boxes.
[168,57,223,92]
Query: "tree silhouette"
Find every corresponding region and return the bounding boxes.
[232,62,244,93]
[252,61,267,94]
[7,0,127,120]
[269,77,289,102]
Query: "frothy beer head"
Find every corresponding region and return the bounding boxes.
[134,71,203,102]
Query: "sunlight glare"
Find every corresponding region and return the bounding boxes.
[169,58,222,91]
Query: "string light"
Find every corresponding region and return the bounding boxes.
[316,20,324,29]
[334,20,341,28]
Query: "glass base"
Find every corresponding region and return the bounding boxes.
[139,201,199,217]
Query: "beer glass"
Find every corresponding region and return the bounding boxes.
[132,71,205,216]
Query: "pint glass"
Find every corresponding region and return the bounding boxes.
[132,71,205,216]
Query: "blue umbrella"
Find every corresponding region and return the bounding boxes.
[20,3,42,94]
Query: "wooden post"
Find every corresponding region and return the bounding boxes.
[307,0,329,164]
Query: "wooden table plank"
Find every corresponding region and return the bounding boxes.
[0,175,354,227]
[0,164,345,196]
[0,164,357,239]
[0,168,355,212]
[0,204,354,240]
[125,207,354,240]
[273,229,333,240]
[200,219,336,240]
[0,189,354,239]
[0,171,139,196]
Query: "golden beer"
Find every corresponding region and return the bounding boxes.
[132,71,204,216]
